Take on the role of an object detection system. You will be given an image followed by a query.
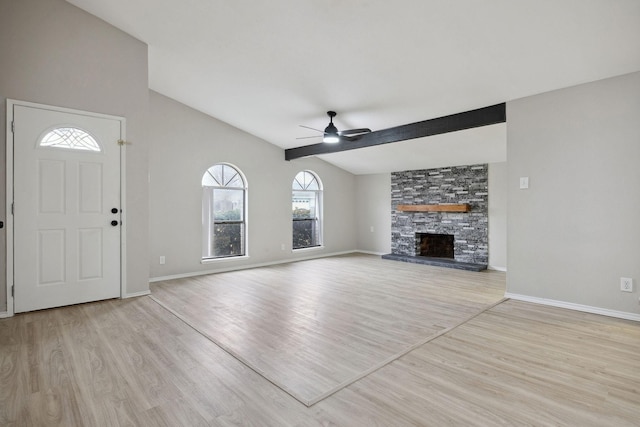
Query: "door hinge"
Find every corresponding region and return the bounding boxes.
[11,121,14,133]
[11,285,14,297]
[11,203,14,215]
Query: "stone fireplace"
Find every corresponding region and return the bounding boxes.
[386,164,489,269]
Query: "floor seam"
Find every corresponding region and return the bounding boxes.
[306,297,509,405]
[148,292,507,407]
[147,294,313,406]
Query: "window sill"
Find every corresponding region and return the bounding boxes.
[201,255,249,264]
[292,245,324,252]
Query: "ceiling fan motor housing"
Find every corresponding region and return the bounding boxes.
[323,111,340,142]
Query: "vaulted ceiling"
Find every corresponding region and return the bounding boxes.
[66,0,640,174]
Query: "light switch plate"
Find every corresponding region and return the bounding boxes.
[519,177,529,189]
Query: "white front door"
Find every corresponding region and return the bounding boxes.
[12,104,122,313]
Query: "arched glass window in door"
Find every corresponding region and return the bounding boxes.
[202,163,247,259]
[292,170,322,249]
[40,127,101,151]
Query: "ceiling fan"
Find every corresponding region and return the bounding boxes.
[298,111,371,143]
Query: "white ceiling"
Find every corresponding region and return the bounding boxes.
[66,0,640,174]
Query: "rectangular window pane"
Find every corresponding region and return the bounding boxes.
[213,223,244,257]
[293,218,318,249]
[214,188,244,221]
[292,191,316,218]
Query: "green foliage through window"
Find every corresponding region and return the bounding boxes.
[293,219,317,249]
[292,208,311,219]
[213,223,244,257]
[215,209,242,221]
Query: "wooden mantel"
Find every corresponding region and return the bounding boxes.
[396,204,470,213]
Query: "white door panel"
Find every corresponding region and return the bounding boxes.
[13,104,121,313]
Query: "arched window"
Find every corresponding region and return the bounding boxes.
[292,170,322,249]
[202,163,247,259]
[40,127,101,151]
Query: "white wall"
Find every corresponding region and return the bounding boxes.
[488,162,507,270]
[148,91,357,279]
[0,0,150,312]
[507,71,640,317]
[355,174,392,254]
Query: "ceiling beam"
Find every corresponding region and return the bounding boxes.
[285,103,506,161]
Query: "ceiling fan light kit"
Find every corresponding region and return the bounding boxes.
[322,111,340,143]
[323,134,340,143]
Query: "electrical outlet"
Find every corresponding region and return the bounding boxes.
[620,277,633,292]
[280,243,286,251]
[159,256,166,265]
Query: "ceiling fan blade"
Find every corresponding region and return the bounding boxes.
[299,125,324,133]
[339,128,372,136]
[295,135,322,140]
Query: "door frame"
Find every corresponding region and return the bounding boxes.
[5,99,127,317]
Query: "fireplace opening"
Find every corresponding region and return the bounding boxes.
[417,233,454,258]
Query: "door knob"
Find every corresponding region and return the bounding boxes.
[111,220,119,226]
[111,208,119,214]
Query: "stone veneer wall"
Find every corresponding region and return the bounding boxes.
[391,164,488,264]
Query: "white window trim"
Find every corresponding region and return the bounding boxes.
[201,254,250,264]
[292,245,325,253]
[201,162,248,260]
[292,170,323,250]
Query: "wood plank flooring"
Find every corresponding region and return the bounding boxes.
[0,254,638,426]
[150,253,506,405]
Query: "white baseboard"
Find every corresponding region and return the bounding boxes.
[123,290,151,299]
[488,265,507,272]
[149,250,361,283]
[505,293,640,322]
[0,311,10,319]
[356,250,386,256]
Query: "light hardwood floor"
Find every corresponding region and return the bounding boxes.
[150,254,506,405]
[0,254,638,426]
